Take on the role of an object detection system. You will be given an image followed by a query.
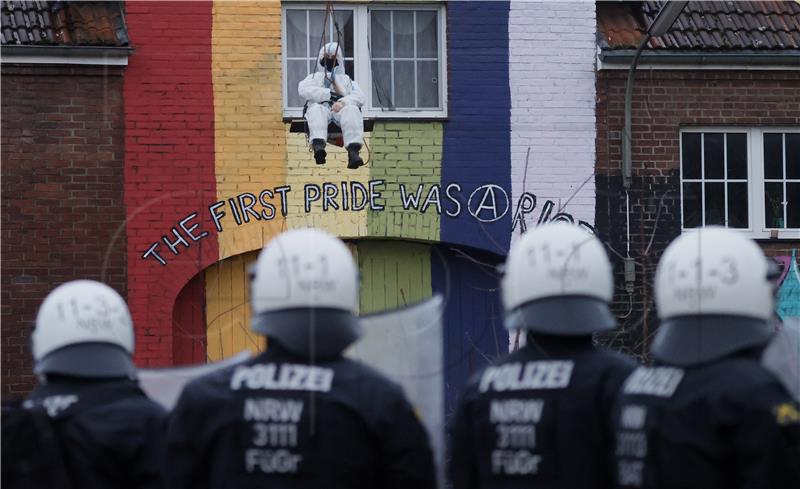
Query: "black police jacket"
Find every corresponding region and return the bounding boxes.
[612,351,800,489]
[449,335,636,489]
[165,346,437,489]
[23,378,167,489]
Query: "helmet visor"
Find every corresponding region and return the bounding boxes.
[252,308,362,359]
[504,296,616,335]
[651,315,774,366]
[35,343,136,379]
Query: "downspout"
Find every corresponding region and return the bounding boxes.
[622,34,651,293]
[622,33,651,190]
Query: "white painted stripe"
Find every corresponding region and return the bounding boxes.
[509,0,597,243]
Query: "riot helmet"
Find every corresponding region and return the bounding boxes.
[250,228,361,358]
[502,222,616,335]
[33,280,136,379]
[651,227,775,366]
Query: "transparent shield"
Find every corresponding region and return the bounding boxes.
[349,295,445,489]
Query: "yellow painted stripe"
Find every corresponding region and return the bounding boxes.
[205,250,264,362]
[285,130,371,237]
[212,1,287,260]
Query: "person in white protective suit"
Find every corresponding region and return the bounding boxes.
[298,42,365,169]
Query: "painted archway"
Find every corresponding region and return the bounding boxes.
[171,239,505,409]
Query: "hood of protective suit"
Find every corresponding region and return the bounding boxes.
[317,42,346,76]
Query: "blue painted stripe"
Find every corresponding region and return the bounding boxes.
[441,0,512,254]
[431,245,506,415]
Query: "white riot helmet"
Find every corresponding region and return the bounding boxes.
[651,227,775,366]
[502,222,615,335]
[250,228,361,358]
[33,280,136,379]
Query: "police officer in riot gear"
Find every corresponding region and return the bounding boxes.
[165,228,437,489]
[449,222,636,489]
[6,280,167,489]
[612,227,800,489]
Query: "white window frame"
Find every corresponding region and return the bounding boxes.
[281,2,448,119]
[680,127,800,239]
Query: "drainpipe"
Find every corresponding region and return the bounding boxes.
[622,33,651,191]
[620,0,687,291]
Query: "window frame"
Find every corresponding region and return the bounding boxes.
[280,2,448,119]
[282,6,357,110]
[679,127,800,240]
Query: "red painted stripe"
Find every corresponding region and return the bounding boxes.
[124,1,217,366]
[172,272,208,365]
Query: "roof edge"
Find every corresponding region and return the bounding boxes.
[599,49,800,67]
[0,45,131,66]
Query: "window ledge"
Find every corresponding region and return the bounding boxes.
[282,115,449,123]
[682,228,800,240]
[753,231,800,241]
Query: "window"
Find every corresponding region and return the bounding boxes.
[680,128,800,239]
[282,3,447,118]
[680,132,749,229]
[763,132,800,230]
[370,10,440,110]
[284,8,354,109]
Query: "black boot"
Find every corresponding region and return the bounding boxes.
[311,139,326,165]
[346,143,363,169]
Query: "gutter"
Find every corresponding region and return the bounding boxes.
[599,49,800,67]
[0,45,133,66]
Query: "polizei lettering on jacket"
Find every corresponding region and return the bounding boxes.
[231,364,334,392]
[623,367,684,397]
[479,361,574,393]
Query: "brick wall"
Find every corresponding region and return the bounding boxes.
[367,122,442,241]
[1,65,126,397]
[124,1,218,367]
[509,1,597,240]
[211,1,287,260]
[442,1,512,252]
[285,128,370,236]
[438,1,509,394]
[595,70,800,359]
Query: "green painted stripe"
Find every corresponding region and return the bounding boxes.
[357,240,433,314]
[367,122,442,242]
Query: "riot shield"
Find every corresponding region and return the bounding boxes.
[139,351,251,410]
[763,317,800,402]
[349,294,445,488]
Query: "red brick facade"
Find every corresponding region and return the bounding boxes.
[597,70,800,175]
[123,1,218,368]
[595,69,800,359]
[1,65,127,397]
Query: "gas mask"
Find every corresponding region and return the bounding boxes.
[321,56,337,72]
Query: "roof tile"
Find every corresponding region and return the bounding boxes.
[598,0,800,50]
[1,0,127,46]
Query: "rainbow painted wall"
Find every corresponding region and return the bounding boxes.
[123,1,597,406]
